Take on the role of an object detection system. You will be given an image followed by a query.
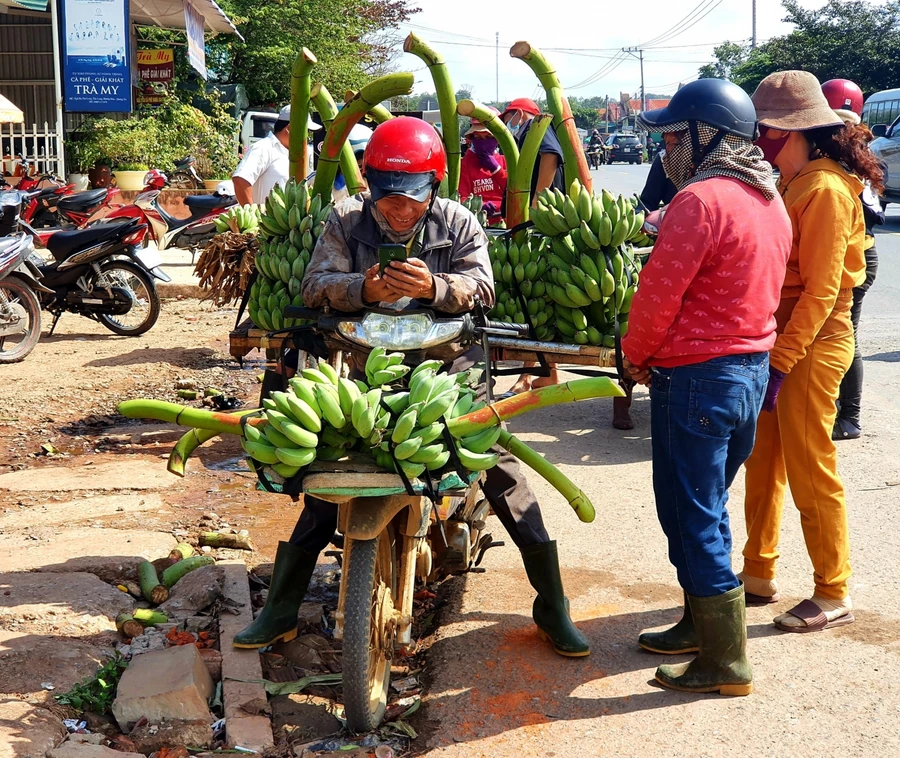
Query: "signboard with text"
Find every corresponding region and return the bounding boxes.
[60,0,132,113]
[136,49,174,106]
[184,0,207,80]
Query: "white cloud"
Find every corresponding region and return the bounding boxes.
[392,0,876,101]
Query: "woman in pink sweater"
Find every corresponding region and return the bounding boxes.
[622,79,792,697]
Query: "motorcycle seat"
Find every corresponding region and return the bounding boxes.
[174,156,195,168]
[46,220,135,261]
[183,193,234,210]
[57,188,108,211]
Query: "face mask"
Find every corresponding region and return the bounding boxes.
[755,131,790,166]
[471,137,498,156]
[505,112,523,137]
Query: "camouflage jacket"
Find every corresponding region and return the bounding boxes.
[301,195,494,316]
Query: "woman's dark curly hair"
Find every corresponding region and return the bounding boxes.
[805,124,885,194]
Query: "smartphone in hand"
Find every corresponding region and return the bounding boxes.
[378,244,408,273]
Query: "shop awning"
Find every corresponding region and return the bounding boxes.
[130,0,240,37]
[0,93,24,124]
[0,0,240,37]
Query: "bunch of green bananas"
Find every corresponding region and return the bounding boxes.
[487,234,555,341]
[214,204,262,235]
[248,179,333,332]
[240,350,502,485]
[460,194,489,228]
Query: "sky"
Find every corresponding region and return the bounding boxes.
[390,0,874,102]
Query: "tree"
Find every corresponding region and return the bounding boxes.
[698,42,749,81]
[210,0,417,105]
[722,0,900,94]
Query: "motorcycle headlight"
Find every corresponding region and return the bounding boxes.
[338,311,464,350]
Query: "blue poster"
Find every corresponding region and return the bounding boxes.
[60,0,133,113]
[184,0,207,80]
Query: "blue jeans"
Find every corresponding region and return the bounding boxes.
[650,353,768,597]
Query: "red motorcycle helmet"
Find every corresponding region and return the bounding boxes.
[142,168,168,190]
[364,117,447,202]
[821,79,864,125]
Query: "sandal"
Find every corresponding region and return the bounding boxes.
[774,599,855,633]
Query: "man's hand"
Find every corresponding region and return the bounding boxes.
[382,258,436,300]
[361,264,402,304]
[624,358,652,387]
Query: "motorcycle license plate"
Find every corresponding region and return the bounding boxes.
[135,247,162,270]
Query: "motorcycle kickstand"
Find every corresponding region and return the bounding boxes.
[472,533,505,570]
[47,311,63,337]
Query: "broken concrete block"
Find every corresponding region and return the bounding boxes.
[158,565,224,617]
[198,647,223,682]
[112,643,215,729]
[47,745,126,758]
[130,719,213,753]
[64,733,105,745]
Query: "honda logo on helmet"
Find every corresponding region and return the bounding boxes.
[386,157,411,164]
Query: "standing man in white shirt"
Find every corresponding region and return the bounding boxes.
[232,105,321,205]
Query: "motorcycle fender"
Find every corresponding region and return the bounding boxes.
[9,268,53,295]
[149,266,171,282]
[338,495,429,541]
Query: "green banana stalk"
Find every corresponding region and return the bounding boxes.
[311,73,414,203]
[310,82,365,196]
[509,41,592,193]
[510,113,553,238]
[456,100,519,190]
[289,48,317,183]
[404,33,461,196]
[496,429,595,523]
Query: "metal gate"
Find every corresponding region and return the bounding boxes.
[1,120,62,178]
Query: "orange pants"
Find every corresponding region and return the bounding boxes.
[742,296,854,600]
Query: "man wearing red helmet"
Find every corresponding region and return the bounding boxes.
[821,79,885,440]
[233,117,591,659]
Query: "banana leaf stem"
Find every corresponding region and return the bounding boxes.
[510,42,592,193]
[447,376,623,438]
[497,430,595,523]
[118,400,264,436]
[311,73,414,203]
[344,91,394,123]
[167,408,260,477]
[289,48,317,183]
[311,83,365,196]
[404,34,461,196]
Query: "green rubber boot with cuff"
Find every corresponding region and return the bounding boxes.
[521,541,590,658]
[233,541,317,649]
[655,584,752,696]
[638,593,698,654]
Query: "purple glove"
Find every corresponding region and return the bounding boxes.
[762,367,786,412]
[482,200,499,216]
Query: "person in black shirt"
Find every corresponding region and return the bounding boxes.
[640,151,678,210]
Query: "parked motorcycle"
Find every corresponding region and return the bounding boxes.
[168,156,204,190]
[275,303,528,731]
[98,169,236,253]
[30,216,165,336]
[0,192,50,363]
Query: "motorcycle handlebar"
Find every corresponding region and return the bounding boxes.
[283,306,321,321]
[482,319,530,337]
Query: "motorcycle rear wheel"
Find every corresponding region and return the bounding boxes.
[93,260,160,336]
[342,526,398,733]
[0,278,42,364]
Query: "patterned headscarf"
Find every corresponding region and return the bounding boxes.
[660,121,777,200]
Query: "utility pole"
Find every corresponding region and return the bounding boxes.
[623,47,646,118]
[495,32,499,103]
[751,0,757,48]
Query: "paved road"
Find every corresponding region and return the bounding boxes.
[421,164,900,756]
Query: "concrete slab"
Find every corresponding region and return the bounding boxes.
[0,494,163,531]
[0,699,66,758]
[0,631,105,697]
[219,560,274,753]
[0,572,133,636]
[0,528,176,580]
[0,460,176,493]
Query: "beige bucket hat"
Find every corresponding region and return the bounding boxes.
[751,70,844,131]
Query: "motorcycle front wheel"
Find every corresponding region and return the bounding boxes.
[92,260,161,336]
[0,278,42,364]
[342,526,398,732]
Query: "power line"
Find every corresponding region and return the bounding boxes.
[639,0,724,49]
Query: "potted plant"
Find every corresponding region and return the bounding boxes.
[203,131,239,191]
[64,135,101,190]
[112,162,151,190]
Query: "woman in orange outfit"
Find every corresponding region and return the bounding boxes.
[740,71,884,632]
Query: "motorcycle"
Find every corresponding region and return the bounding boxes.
[273,303,528,731]
[98,169,236,254]
[168,156,204,190]
[30,215,166,336]
[0,192,51,363]
[586,142,605,169]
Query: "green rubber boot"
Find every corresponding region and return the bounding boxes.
[638,593,698,654]
[655,584,752,696]
[521,541,590,658]
[233,541,317,649]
